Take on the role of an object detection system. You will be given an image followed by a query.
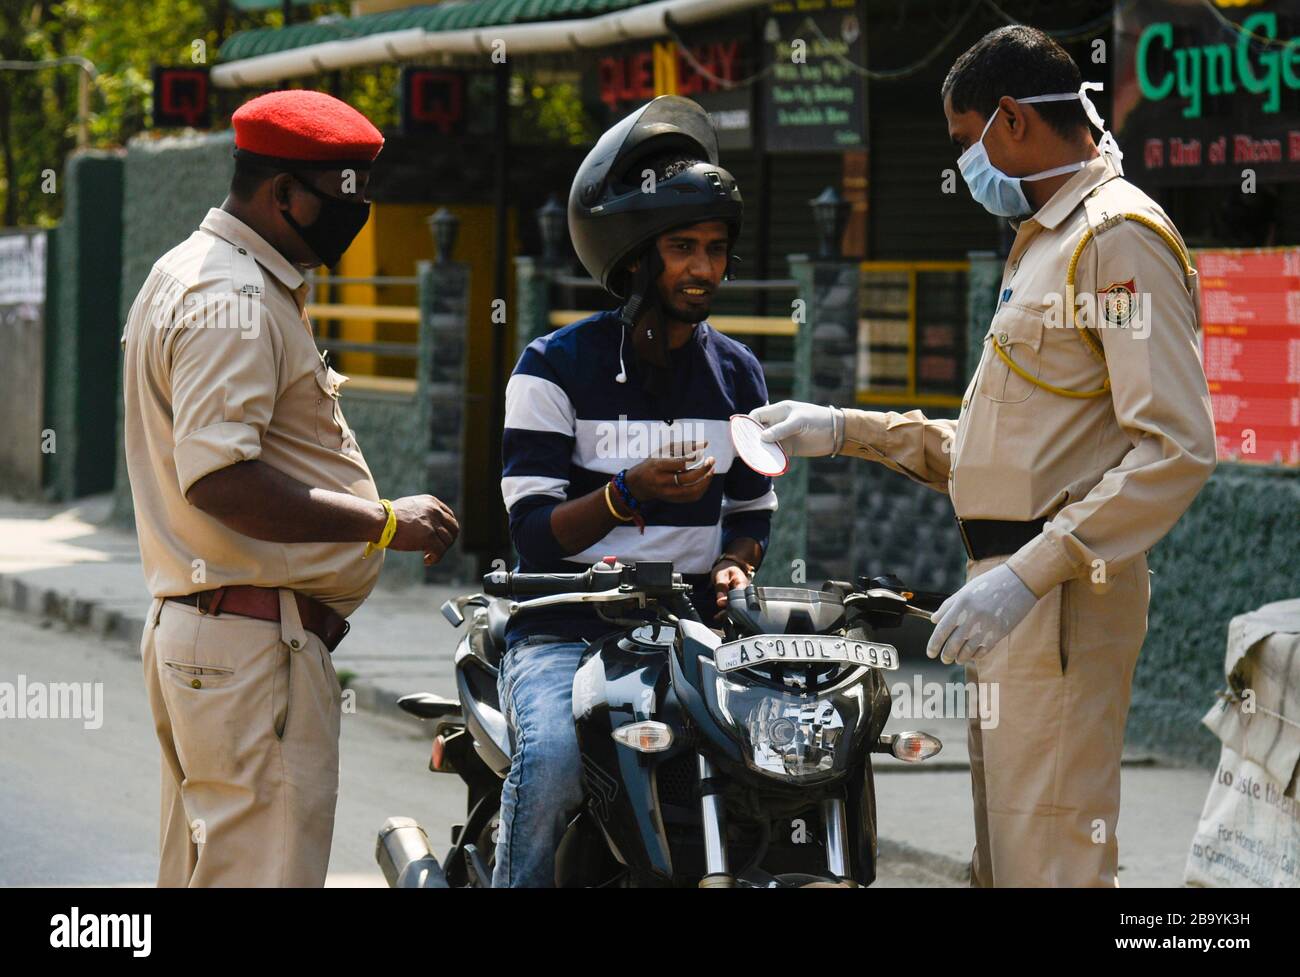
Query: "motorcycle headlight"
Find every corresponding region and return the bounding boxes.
[709,673,865,783]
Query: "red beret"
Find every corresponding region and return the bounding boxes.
[232,90,383,169]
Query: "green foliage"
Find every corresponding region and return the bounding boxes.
[0,0,348,227]
[1,2,596,226]
[341,62,399,133]
[509,74,598,147]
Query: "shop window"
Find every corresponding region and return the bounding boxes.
[857,262,967,407]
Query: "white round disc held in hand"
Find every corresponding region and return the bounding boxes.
[729,413,789,477]
[652,438,709,470]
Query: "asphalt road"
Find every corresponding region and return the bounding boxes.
[0,607,953,888]
[0,607,461,887]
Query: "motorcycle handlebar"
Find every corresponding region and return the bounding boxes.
[482,568,622,599]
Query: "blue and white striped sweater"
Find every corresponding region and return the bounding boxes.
[501,309,777,646]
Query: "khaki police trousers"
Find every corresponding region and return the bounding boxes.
[140,591,343,887]
[964,553,1150,887]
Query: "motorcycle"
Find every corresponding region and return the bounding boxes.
[375,558,948,888]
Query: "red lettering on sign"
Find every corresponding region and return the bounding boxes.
[409,71,463,135]
[1233,134,1282,163]
[160,70,207,126]
[598,57,619,110]
[1170,137,1201,166]
[629,52,653,103]
[599,41,743,110]
[715,40,738,81]
[1198,248,1300,466]
[599,52,655,109]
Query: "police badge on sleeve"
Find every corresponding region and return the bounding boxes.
[1098,279,1138,327]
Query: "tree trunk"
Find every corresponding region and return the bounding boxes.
[0,82,16,227]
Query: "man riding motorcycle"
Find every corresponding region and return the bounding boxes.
[494,96,778,887]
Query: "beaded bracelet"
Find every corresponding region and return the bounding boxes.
[611,470,646,534]
[613,469,639,510]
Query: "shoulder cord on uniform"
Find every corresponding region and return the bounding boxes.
[990,212,1195,400]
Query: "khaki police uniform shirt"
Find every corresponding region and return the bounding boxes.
[122,208,382,616]
[841,154,1217,598]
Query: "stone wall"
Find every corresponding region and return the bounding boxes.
[1135,464,1300,765]
[341,387,428,587]
[851,419,965,594]
[417,258,477,585]
[113,132,236,526]
[47,151,124,501]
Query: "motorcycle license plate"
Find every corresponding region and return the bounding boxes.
[714,635,899,673]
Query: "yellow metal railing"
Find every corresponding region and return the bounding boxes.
[305,303,420,324]
[305,268,421,381]
[342,375,419,395]
[300,295,418,390]
[546,310,797,336]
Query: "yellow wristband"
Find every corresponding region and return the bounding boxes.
[604,482,634,522]
[363,499,397,559]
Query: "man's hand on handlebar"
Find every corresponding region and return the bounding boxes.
[711,558,750,620]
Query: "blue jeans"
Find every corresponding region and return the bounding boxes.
[491,637,587,888]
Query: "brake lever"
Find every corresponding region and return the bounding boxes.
[508,589,647,616]
[843,589,937,621]
[441,593,488,627]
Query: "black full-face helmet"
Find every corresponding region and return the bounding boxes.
[568,95,743,298]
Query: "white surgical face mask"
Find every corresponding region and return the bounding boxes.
[957,81,1123,219]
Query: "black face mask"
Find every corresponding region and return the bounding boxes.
[282,173,370,267]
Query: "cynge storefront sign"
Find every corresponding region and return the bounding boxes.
[1137,13,1299,118]
[1116,1,1300,184]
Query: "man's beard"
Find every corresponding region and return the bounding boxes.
[665,303,707,324]
[661,293,713,325]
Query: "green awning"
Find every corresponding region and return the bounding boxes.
[219,0,650,64]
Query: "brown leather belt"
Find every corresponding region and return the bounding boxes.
[956,517,1048,562]
[165,586,350,653]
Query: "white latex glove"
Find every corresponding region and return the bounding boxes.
[926,564,1038,665]
[749,400,844,457]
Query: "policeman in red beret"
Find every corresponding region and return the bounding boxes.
[122,89,459,887]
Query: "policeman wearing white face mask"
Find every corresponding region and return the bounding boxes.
[958,81,1122,217]
[751,26,1216,888]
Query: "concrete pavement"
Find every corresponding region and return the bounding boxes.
[0,606,462,886]
[0,494,1220,886]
